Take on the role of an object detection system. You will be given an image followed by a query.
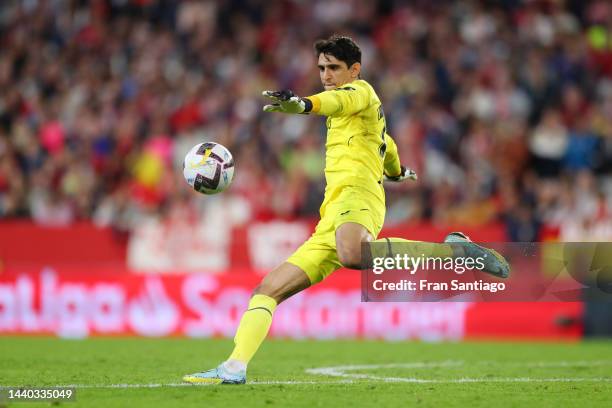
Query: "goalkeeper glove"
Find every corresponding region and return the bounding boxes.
[384,165,418,182]
[262,90,312,114]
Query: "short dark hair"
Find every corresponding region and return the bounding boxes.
[314,35,361,68]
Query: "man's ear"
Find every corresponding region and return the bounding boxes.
[350,62,361,79]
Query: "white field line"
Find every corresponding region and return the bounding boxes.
[4,360,612,388]
[305,360,612,384]
[12,377,612,389]
[3,377,611,389]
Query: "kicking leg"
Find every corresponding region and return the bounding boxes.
[336,223,509,278]
[335,222,455,268]
[372,235,509,278]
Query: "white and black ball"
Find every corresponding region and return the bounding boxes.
[183,142,235,195]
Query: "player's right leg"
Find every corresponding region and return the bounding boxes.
[369,237,510,278]
[369,236,510,278]
[182,262,312,385]
[331,187,509,278]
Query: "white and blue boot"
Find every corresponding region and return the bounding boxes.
[183,362,246,385]
[444,232,510,279]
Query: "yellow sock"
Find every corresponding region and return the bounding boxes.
[228,294,277,364]
[373,237,454,258]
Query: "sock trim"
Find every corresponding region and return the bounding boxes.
[246,306,273,317]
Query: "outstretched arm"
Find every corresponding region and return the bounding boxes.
[262,85,369,117]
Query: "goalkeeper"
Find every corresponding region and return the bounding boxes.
[183,35,509,385]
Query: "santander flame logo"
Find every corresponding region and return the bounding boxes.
[127,278,180,336]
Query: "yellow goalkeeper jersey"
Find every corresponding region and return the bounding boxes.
[306,79,401,211]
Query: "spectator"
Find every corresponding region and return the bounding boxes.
[0,0,610,242]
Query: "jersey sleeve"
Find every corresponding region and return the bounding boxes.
[383,133,402,177]
[305,83,370,117]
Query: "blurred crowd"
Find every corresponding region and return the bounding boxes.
[2,0,612,241]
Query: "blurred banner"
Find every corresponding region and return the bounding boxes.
[0,268,581,340]
[0,221,583,340]
[0,220,506,271]
[0,222,127,268]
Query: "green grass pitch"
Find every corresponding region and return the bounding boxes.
[1,337,611,407]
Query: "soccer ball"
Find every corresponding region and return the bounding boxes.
[183,142,235,195]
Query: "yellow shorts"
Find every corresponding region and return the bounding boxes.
[287,187,385,284]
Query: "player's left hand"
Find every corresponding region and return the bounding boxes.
[384,165,418,182]
[262,90,309,114]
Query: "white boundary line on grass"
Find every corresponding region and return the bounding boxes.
[305,360,612,384]
[5,360,612,388]
[24,376,612,389]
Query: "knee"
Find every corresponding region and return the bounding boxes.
[336,244,363,270]
[335,223,372,270]
[252,282,280,302]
